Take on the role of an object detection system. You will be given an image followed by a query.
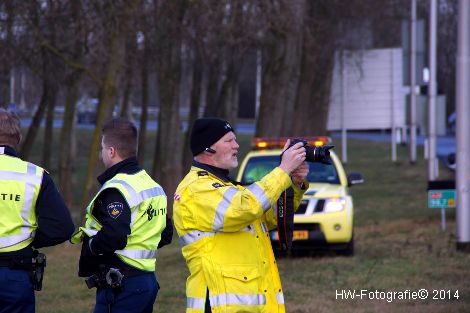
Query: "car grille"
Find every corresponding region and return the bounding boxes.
[295,199,325,215]
[296,200,309,214]
[314,199,325,212]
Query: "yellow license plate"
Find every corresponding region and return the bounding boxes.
[271,231,309,241]
[292,230,308,240]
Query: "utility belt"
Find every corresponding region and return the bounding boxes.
[85,264,146,290]
[0,250,46,291]
[86,266,124,291]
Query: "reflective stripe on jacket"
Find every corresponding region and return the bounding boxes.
[173,166,305,313]
[71,170,167,271]
[0,154,43,252]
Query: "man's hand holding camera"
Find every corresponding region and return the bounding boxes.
[279,139,306,174]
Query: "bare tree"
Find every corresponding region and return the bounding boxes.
[79,1,140,213]
[35,1,142,211]
[58,0,86,208]
[256,0,303,137]
[11,1,63,161]
[0,1,16,109]
[137,35,151,165]
[151,0,188,210]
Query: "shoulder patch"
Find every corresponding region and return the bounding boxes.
[107,202,124,219]
[198,171,209,176]
[212,182,224,188]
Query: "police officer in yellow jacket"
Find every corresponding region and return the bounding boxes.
[0,109,75,313]
[173,118,309,313]
[71,118,170,313]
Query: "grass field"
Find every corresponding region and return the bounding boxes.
[27,129,469,313]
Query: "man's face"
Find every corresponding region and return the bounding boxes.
[211,131,239,170]
[100,137,113,169]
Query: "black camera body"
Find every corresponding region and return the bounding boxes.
[288,138,334,164]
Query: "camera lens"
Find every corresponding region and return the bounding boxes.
[305,145,333,164]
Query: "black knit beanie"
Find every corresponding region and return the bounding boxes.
[190,118,234,156]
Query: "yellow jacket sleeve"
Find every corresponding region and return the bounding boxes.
[178,167,292,233]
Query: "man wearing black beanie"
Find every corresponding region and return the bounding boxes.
[173,117,309,313]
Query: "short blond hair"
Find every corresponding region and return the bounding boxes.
[0,108,21,147]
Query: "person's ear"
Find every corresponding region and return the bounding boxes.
[109,146,116,158]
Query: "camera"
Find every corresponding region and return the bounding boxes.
[288,138,334,164]
[276,138,334,253]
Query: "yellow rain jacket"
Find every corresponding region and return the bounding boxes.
[173,165,306,313]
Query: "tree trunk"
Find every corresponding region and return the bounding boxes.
[20,78,49,159]
[256,31,302,137]
[81,32,125,214]
[120,65,132,119]
[183,56,202,169]
[59,72,80,209]
[292,1,336,136]
[203,61,221,117]
[216,58,241,123]
[152,0,188,213]
[1,1,14,109]
[152,41,182,213]
[138,44,150,166]
[57,0,82,212]
[292,43,335,136]
[41,84,57,170]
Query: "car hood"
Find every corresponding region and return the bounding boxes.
[303,183,346,198]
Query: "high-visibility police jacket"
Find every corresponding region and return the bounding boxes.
[0,151,43,253]
[71,169,167,272]
[173,164,305,313]
[0,146,74,257]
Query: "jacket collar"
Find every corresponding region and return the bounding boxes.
[192,160,231,182]
[0,145,18,157]
[97,157,141,185]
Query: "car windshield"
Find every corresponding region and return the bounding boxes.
[241,155,340,185]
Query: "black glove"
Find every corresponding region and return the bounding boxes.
[157,216,173,249]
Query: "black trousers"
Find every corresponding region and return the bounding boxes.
[205,288,211,313]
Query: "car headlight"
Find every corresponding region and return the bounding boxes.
[323,197,346,213]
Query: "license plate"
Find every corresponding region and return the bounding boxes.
[270,230,309,241]
[292,230,308,240]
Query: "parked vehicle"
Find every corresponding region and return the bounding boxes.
[236,137,364,255]
[77,97,98,124]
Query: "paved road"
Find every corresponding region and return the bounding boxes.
[20,118,455,158]
[19,119,256,134]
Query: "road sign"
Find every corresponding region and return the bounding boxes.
[428,189,456,209]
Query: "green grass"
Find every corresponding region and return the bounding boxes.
[24,128,470,313]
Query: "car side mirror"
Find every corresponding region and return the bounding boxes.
[347,172,364,187]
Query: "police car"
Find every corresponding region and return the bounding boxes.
[236,137,363,255]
